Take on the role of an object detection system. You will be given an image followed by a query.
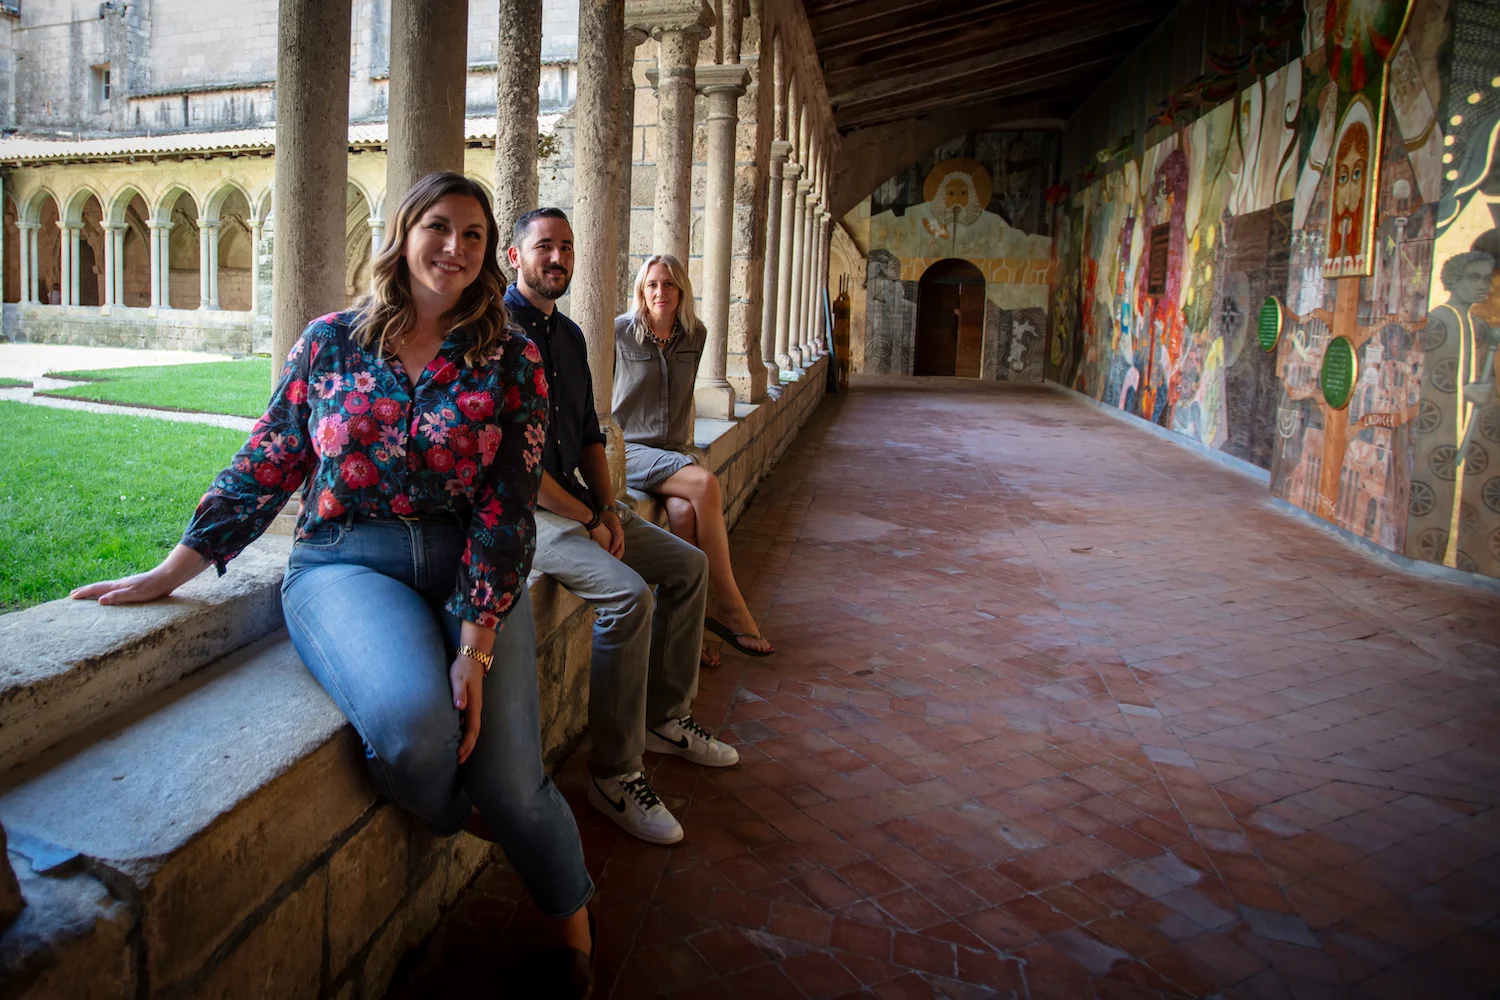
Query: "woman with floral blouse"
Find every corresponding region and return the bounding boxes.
[71,172,596,995]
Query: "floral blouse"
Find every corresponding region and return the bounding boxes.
[181,310,549,629]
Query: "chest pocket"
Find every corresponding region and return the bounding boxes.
[671,351,700,371]
[619,345,654,364]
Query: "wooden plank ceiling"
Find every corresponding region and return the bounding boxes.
[807,0,1177,133]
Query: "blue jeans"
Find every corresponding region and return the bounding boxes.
[281,516,593,919]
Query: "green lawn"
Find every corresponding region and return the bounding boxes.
[0,402,249,611]
[0,378,32,389]
[41,358,273,418]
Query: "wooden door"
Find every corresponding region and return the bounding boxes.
[954,282,985,378]
[914,282,960,375]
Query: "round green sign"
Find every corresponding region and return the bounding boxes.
[1257,296,1283,352]
[1321,336,1359,410]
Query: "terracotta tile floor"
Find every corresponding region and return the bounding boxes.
[392,378,1500,999]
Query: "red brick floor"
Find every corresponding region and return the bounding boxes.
[392,378,1500,999]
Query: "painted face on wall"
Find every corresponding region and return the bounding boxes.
[1330,122,1369,260]
[1455,262,1494,305]
[943,177,972,213]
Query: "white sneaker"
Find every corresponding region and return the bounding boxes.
[587,772,683,845]
[646,716,740,768]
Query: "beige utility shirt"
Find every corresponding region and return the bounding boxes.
[612,312,706,449]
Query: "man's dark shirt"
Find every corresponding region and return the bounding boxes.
[504,284,605,509]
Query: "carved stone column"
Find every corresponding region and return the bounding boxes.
[272,0,352,373]
[368,216,385,261]
[68,226,82,305]
[639,0,714,260]
[761,139,790,392]
[774,159,800,372]
[617,27,648,310]
[693,62,749,420]
[249,217,263,317]
[17,222,34,304]
[495,0,543,274]
[102,223,122,308]
[787,176,810,368]
[386,0,468,212]
[574,0,629,494]
[57,222,72,306]
[198,219,220,309]
[147,222,165,311]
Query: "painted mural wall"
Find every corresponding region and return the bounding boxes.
[860,131,1059,381]
[1048,0,1500,582]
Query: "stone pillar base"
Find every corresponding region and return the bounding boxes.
[695,383,735,420]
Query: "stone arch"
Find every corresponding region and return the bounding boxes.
[106,185,148,226]
[466,174,494,211]
[203,180,254,224]
[76,193,106,306]
[151,184,199,226]
[345,181,372,307]
[3,191,19,303]
[162,189,201,309]
[119,192,152,307]
[215,188,254,311]
[254,187,273,223]
[30,191,62,305]
[62,185,105,228]
[21,187,60,226]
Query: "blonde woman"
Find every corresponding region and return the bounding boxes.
[613,254,773,658]
[72,173,596,995]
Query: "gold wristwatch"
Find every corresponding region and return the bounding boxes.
[456,645,493,675]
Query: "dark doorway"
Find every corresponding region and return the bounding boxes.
[914,259,984,377]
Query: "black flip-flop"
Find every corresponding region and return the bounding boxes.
[705,617,775,657]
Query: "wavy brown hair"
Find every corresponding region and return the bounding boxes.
[352,171,509,367]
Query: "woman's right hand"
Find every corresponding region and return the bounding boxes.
[70,545,211,605]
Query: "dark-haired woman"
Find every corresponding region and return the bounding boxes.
[72,172,595,993]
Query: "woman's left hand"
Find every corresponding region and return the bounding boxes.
[450,655,484,764]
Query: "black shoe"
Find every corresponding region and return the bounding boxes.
[521,909,595,999]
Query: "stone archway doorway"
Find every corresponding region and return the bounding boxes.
[914,258,984,377]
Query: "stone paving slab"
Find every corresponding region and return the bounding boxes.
[390,378,1500,999]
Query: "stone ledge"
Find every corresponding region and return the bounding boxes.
[0,630,492,999]
[0,535,292,775]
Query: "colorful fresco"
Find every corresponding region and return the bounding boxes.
[862,131,1058,380]
[1048,0,1500,581]
[1405,0,1500,576]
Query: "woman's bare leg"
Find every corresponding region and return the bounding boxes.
[656,465,772,653]
[664,495,697,545]
[662,495,720,666]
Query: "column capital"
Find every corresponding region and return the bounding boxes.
[695,63,749,96]
[16,221,39,231]
[796,177,812,193]
[770,139,792,161]
[627,0,713,38]
[624,25,649,48]
[102,221,127,232]
[197,217,221,230]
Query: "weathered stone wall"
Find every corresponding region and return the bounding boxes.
[5,0,582,135]
[3,304,259,355]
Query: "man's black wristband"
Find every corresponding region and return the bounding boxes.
[582,509,602,532]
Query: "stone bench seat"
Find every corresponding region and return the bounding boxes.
[0,357,827,998]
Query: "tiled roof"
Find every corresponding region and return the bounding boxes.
[0,114,563,164]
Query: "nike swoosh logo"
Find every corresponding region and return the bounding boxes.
[594,781,626,813]
[653,730,690,749]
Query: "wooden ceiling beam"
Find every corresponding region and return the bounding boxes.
[820,0,1156,75]
[813,0,1038,57]
[829,9,1163,109]
[836,59,1114,129]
